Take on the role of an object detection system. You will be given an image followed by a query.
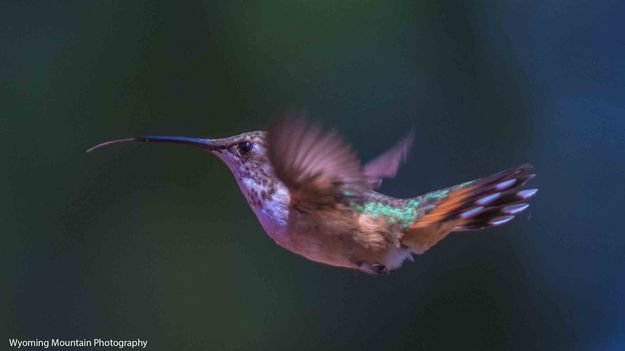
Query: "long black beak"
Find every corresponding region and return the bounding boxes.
[87,136,220,153]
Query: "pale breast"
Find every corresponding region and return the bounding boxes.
[239,178,291,246]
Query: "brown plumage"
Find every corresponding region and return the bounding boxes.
[89,112,538,274]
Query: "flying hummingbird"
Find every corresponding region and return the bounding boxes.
[89,113,537,274]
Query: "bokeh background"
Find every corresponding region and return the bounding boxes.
[4,1,625,350]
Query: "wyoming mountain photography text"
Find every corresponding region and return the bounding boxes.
[8,338,148,349]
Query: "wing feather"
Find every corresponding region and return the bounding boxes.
[363,130,414,188]
[267,112,369,206]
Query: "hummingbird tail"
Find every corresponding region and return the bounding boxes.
[401,164,537,254]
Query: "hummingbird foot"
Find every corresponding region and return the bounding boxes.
[359,262,391,275]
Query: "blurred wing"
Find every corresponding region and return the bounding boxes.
[363,130,414,188]
[267,113,369,206]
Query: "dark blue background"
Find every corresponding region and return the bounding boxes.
[4,1,624,350]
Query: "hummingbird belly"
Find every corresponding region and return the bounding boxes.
[283,207,412,271]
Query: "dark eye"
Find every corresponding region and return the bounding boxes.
[236,141,253,155]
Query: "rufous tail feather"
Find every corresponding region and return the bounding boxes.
[401,164,537,254]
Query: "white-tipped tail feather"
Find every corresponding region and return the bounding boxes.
[401,164,537,253]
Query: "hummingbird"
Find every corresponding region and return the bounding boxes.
[89,112,537,274]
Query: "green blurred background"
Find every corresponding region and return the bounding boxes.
[4,1,625,350]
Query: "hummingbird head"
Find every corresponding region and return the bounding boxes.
[206,131,274,188]
[88,131,280,208]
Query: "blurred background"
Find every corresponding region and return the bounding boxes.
[4,1,625,350]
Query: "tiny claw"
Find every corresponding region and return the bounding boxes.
[360,263,390,275]
[370,264,390,275]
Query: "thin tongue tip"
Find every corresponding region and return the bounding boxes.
[86,137,140,153]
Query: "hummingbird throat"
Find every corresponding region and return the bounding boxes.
[234,167,290,241]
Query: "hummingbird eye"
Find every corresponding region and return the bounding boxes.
[236,141,253,155]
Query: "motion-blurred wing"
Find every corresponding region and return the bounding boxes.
[267,113,369,206]
[363,130,414,188]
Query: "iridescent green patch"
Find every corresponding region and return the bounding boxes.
[459,180,476,188]
[405,198,420,207]
[349,200,418,228]
[425,189,449,200]
[349,201,365,213]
